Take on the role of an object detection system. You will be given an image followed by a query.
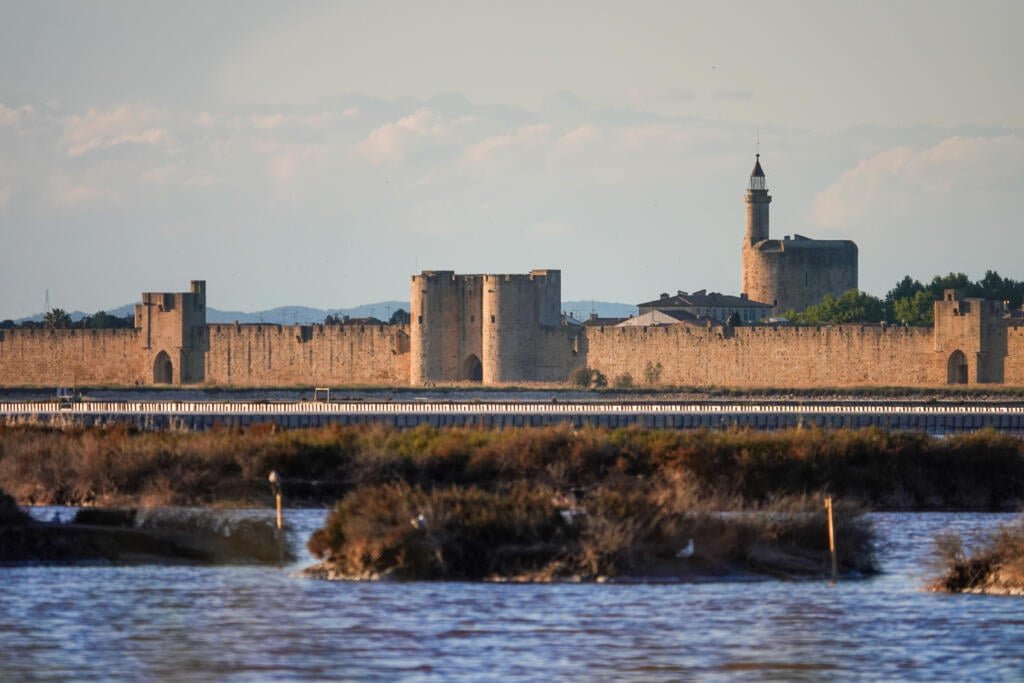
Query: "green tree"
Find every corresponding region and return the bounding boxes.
[389,308,411,325]
[886,275,925,303]
[43,308,72,329]
[926,272,974,299]
[786,289,885,324]
[884,275,926,321]
[84,310,133,329]
[892,290,934,325]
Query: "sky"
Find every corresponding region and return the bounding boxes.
[0,0,1022,318]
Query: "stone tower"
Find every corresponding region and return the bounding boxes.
[933,289,1008,384]
[481,270,561,384]
[741,156,858,314]
[744,154,771,245]
[134,280,208,384]
[409,269,567,384]
[409,271,484,384]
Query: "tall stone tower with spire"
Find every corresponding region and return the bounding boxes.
[741,155,858,314]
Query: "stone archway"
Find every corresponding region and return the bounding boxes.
[462,354,483,382]
[153,351,173,384]
[947,350,968,385]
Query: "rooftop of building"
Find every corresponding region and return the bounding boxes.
[752,234,858,251]
[582,313,629,327]
[638,289,772,309]
[616,309,706,327]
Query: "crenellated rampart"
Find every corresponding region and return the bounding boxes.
[0,328,144,386]
[586,323,940,388]
[203,323,410,387]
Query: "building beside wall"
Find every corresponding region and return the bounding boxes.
[638,290,772,324]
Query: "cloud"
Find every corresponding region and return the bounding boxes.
[265,144,329,182]
[61,104,171,157]
[49,182,117,207]
[552,124,601,157]
[194,111,216,128]
[355,109,446,164]
[624,88,695,106]
[616,123,722,153]
[249,111,333,130]
[0,102,33,128]
[810,135,1024,229]
[462,124,551,166]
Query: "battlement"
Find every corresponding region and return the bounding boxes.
[482,269,560,284]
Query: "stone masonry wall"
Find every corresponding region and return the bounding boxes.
[0,329,145,386]
[585,323,941,388]
[1005,325,1024,385]
[743,241,858,314]
[203,323,410,387]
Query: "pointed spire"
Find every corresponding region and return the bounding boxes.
[751,153,765,178]
[748,154,767,191]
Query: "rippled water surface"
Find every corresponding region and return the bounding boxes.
[3,511,1024,681]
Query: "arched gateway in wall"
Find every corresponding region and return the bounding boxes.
[153,351,173,384]
[947,350,968,385]
[462,354,483,382]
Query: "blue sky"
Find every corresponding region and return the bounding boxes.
[1,1,1021,317]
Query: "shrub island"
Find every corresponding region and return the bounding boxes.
[305,481,876,582]
[930,517,1024,596]
[0,487,289,565]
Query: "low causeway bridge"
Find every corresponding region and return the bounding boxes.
[2,400,1023,433]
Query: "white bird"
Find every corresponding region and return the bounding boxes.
[676,538,695,558]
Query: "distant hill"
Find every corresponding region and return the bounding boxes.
[562,300,638,321]
[14,299,636,325]
[206,301,409,324]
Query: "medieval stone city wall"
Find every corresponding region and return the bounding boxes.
[0,328,145,386]
[202,323,410,387]
[585,323,941,388]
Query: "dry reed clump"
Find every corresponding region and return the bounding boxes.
[929,517,1024,595]
[1,423,1023,510]
[307,477,876,582]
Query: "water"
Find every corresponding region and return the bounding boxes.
[3,511,1023,681]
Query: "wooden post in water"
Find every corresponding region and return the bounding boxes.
[825,495,837,581]
[269,470,284,564]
